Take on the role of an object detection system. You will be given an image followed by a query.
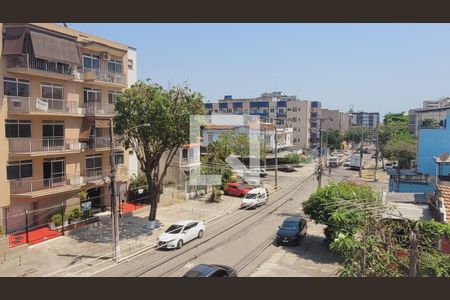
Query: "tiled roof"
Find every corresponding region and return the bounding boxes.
[438,185,450,222]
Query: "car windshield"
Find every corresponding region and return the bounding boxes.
[245,193,257,199]
[165,224,183,234]
[281,220,299,230]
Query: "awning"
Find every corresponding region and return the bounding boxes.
[95,119,110,129]
[3,27,26,55]
[79,117,95,142]
[30,30,80,65]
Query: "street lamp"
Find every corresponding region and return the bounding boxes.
[109,122,151,262]
[317,116,333,188]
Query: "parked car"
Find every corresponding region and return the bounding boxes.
[241,187,268,209]
[245,168,268,178]
[224,182,254,197]
[350,154,363,170]
[275,217,307,246]
[384,161,398,171]
[327,157,340,168]
[183,264,238,277]
[278,165,295,172]
[343,159,351,167]
[157,220,205,249]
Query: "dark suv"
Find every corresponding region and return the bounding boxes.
[276,217,307,246]
[183,264,238,277]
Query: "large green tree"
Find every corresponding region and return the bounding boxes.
[344,126,373,144]
[114,81,205,228]
[323,129,343,149]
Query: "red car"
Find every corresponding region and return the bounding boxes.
[224,182,253,197]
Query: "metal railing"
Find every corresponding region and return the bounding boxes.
[7,96,82,115]
[85,166,128,183]
[86,136,111,149]
[81,67,126,85]
[85,102,116,115]
[6,54,74,75]
[8,138,81,154]
[9,174,82,195]
[180,157,201,166]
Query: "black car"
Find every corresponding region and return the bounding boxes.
[183,264,238,277]
[278,165,295,172]
[275,217,307,246]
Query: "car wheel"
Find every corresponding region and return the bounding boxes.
[197,230,203,239]
[240,193,245,197]
[177,240,183,249]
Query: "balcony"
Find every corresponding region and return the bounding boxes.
[85,167,128,185]
[6,54,75,80]
[8,138,82,156]
[78,67,127,87]
[84,136,111,150]
[180,157,201,168]
[7,96,83,116]
[85,102,116,116]
[10,175,83,198]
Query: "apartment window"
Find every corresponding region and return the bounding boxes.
[7,160,32,180]
[128,59,133,70]
[5,120,31,138]
[278,108,285,113]
[228,109,233,113]
[214,109,219,113]
[84,88,102,103]
[108,91,121,104]
[43,121,64,139]
[41,82,64,100]
[86,155,103,176]
[108,59,123,74]
[287,108,292,111]
[115,151,124,165]
[4,77,30,97]
[270,108,275,113]
[83,54,100,71]
[292,107,298,112]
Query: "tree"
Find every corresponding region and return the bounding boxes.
[383,112,409,127]
[114,81,205,228]
[284,153,301,164]
[382,134,416,168]
[344,126,373,144]
[323,129,343,149]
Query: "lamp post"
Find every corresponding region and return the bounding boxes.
[109,122,151,262]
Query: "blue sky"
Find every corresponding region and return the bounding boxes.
[70,23,450,116]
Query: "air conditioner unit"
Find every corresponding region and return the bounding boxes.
[102,52,111,60]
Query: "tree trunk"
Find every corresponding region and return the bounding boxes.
[146,174,160,229]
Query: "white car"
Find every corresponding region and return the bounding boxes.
[241,187,268,208]
[157,220,205,249]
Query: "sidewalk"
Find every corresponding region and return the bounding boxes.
[0,195,242,277]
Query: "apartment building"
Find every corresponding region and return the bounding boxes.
[408,107,449,137]
[318,108,351,133]
[350,111,380,129]
[423,97,450,109]
[0,23,132,233]
[205,92,313,149]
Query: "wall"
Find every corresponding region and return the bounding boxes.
[417,115,450,177]
[388,179,435,193]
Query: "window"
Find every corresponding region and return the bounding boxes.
[5,120,31,138]
[86,155,103,177]
[43,121,64,138]
[270,108,275,113]
[287,108,292,111]
[115,151,124,165]
[41,82,64,100]
[128,59,133,70]
[108,59,123,74]
[108,91,121,104]
[293,107,298,112]
[4,77,30,97]
[7,160,32,180]
[278,108,285,113]
[83,54,100,71]
[84,88,102,103]
[292,117,298,122]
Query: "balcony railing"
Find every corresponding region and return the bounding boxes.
[10,174,82,195]
[80,67,126,85]
[86,136,111,149]
[6,54,74,76]
[85,102,116,115]
[180,157,201,166]
[7,96,82,115]
[85,166,128,183]
[8,138,81,154]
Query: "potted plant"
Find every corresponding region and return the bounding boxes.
[69,207,83,223]
[79,190,88,202]
[83,209,94,219]
[49,213,62,230]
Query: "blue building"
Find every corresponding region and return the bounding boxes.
[389,109,450,192]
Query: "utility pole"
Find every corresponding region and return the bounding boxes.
[109,119,120,262]
[408,226,419,277]
[359,126,364,178]
[274,125,278,189]
[374,125,379,181]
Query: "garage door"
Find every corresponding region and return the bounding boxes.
[6,202,35,234]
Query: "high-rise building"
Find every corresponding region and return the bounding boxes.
[350,111,380,129]
[423,97,450,109]
[205,92,313,149]
[0,23,133,234]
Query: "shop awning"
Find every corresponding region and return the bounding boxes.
[3,27,26,55]
[95,119,110,129]
[30,30,81,65]
[79,117,94,142]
